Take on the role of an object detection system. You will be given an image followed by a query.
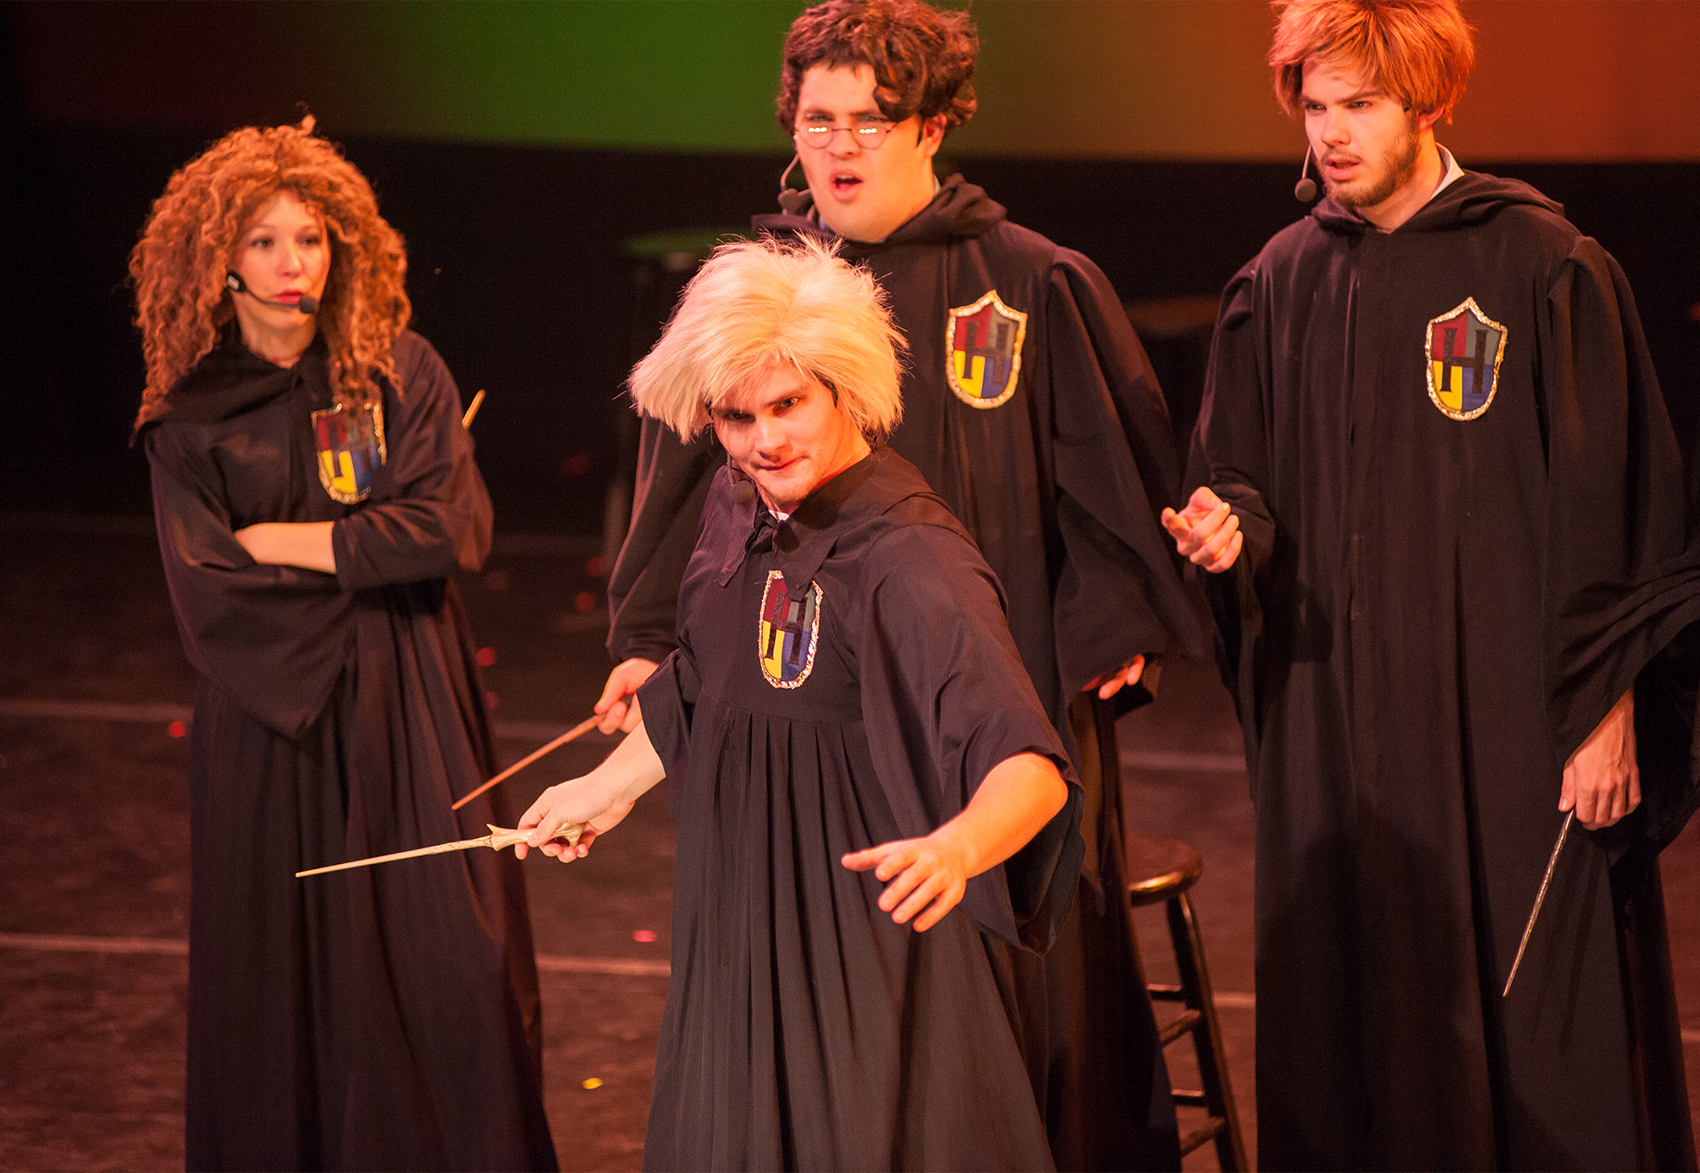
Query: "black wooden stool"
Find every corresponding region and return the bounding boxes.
[1125,832,1247,1171]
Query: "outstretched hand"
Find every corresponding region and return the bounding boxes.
[595,657,658,734]
[1162,486,1242,574]
[515,777,633,861]
[842,834,971,932]
[516,719,667,861]
[841,752,1065,932]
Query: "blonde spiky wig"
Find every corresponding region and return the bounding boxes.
[628,236,905,440]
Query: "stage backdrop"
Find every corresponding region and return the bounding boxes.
[10,1,1700,160]
[3,1,1697,533]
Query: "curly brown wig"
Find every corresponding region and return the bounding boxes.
[131,117,410,425]
[776,0,978,133]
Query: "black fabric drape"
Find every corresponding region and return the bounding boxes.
[145,331,555,1171]
[1193,171,1700,1170]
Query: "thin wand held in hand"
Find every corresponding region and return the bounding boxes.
[295,822,582,878]
[452,715,601,811]
[1502,809,1574,997]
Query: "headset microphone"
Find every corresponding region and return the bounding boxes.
[776,154,808,214]
[1294,145,1319,203]
[727,456,757,508]
[226,271,320,315]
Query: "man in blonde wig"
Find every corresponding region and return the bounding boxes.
[603,5,1201,1165]
[623,236,903,449]
[1167,0,1700,1166]
[520,237,1085,1169]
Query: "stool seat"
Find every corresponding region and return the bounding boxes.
[1125,832,1246,1170]
[1124,832,1202,906]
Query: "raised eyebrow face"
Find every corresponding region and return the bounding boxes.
[713,381,816,420]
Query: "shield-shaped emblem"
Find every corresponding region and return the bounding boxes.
[757,571,822,689]
[311,400,387,504]
[1425,297,1507,421]
[947,289,1028,409]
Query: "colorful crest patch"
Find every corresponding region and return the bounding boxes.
[946,289,1028,409]
[311,401,387,504]
[757,571,822,689]
[1425,297,1507,421]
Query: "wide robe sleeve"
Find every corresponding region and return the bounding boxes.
[1538,239,1700,760]
[606,417,720,664]
[1046,251,1206,699]
[144,335,492,740]
[853,515,1085,953]
[146,421,355,740]
[635,645,700,795]
[1536,241,1700,860]
[1188,262,1282,767]
[330,337,492,589]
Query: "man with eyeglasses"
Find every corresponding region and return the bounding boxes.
[600,2,1203,1167]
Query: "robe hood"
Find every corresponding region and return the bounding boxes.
[1310,170,1565,237]
[751,172,1008,249]
[714,447,960,597]
[134,328,329,438]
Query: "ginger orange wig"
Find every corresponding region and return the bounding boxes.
[131,117,409,425]
[1270,0,1475,122]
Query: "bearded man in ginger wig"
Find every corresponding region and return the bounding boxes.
[1165,2,1700,1166]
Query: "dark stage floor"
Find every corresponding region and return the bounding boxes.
[3,512,1698,1170]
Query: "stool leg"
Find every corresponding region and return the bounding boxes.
[1167,891,1248,1172]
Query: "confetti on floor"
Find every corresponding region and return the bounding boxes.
[633,930,657,943]
[581,1077,604,1091]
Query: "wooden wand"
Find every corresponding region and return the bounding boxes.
[1501,809,1574,997]
[296,822,582,878]
[452,715,601,810]
[461,389,486,429]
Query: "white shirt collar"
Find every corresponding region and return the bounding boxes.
[1429,144,1465,203]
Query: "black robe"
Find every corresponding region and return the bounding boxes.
[1192,170,1700,1170]
[141,330,557,1171]
[611,176,1204,1170]
[637,448,1083,1171]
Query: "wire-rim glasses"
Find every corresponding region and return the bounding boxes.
[794,120,897,149]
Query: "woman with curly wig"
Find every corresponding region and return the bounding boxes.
[132,119,557,1171]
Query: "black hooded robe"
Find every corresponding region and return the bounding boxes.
[636,448,1083,1171]
[141,330,557,1171]
[1192,170,1700,1170]
[611,176,1204,1171]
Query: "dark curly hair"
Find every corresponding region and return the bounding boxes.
[775,0,978,133]
[131,117,410,426]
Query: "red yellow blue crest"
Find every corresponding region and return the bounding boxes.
[757,571,822,689]
[947,289,1028,409]
[1425,297,1507,421]
[311,401,387,504]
